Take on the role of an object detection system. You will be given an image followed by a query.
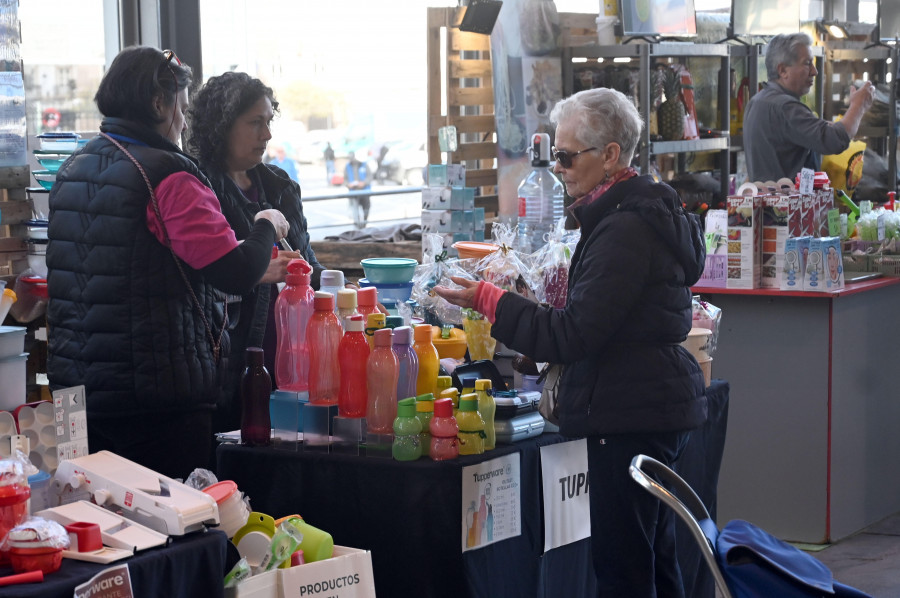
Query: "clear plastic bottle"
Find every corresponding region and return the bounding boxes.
[456,394,485,456]
[429,398,459,461]
[241,347,271,447]
[365,312,386,349]
[392,397,423,461]
[319,270,345,311]
[414,393,435,449]
[413,323,440,396]
[392,326,419,401]
[336,288,358,331]
[366,328,399,434]
[274,259,314,391]
[475,379,496,450]
[306,291,342,405]
[337,314,370,418]
[517,132,565,253]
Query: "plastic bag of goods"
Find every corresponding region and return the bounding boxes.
[411,233,478,327]
[530,217,573,308]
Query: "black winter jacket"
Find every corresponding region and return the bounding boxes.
[491,175,708,436]
[47,118,247,418]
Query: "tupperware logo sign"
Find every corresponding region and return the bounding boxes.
[295,573,361,595]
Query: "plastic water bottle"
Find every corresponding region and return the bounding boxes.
[392,326,418,401]
[517,132,565,253]
[337,314,370,418]
[392,397,423,461]
[475,379,496,450]
[274,259,314,391]
[456,394,485,456]
[413,323,440,396]
[319,270,344,312]
[241,347,271,446]
[414,393,435,449]
[366,328,399,434]
[335,288,358,331]
[306,291,342,405]
[429,398,459,461]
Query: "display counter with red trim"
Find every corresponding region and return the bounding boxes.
[693,278,900,544]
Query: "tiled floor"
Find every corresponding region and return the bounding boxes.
[809,511,900,598]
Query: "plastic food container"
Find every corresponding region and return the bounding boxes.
[26,188,50,220]
[452,241,499,260]
[0,354,27,411]
[0,463,30,566]
[31,170,56,191]
[203,480,250,539]
[6,520,66,574]
[0,326,25,359]
[360,258,418,284]
[33,151,69,173]
[358,278,414,303]
[36,132,80,152]
[430,325,467,360]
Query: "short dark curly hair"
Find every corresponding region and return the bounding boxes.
[187,72,279,171]
[95,46,192,127]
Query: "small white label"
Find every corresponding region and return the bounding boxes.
[798,168,815,194]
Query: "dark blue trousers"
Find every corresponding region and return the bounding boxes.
[587,430,690,598]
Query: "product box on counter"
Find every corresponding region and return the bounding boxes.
[726,194,763,289]
[699,209,727,287]
[226,546,376,598]
[780,235,812,290]
[804,236,844,292]
[787,194,804,236]
[421,209,465,234]
[816,187,834,237]
[761,195,790,288]
[427,164,465,187]
[801,194,816,237]
[421,187,451,210]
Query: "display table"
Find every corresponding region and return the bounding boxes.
[0,528,230,598]
[217,380,729,598]
[694,278,900,544]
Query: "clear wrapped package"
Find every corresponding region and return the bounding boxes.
[476,222,540,301]
[410,234,477,326]
[530,217,573,308]
[692,297,722,357]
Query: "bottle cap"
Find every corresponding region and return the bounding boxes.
[415,394,435,412]
[346,314,365,332]
[433,398,453,418]
[357,286,377,307]
[320,270,344,288]
[531,132,551,167]
[392,326,412,345]
[245,346,265,366]
[367,312,386,327]
[475,379,492,391]
[458,395,478,411]
[397,397,417,417]
[413,323,432,342]
[373,327,393,347]
[313,291,334,311]
[436,376,453,390]
[336,288,357,309]
[286,259,312,285]
[385,316,404,329]
[439,387,459,400]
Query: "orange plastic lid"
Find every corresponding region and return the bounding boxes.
[452,241,499,260]
[202,480,238,504]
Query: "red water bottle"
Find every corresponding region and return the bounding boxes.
[241,347,271,446]
[307,291,342,405]
[274,259,314,391]
[366,328,399,434]
[429,398,459,460]
[338,314,370,417]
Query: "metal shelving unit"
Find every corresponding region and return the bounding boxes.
[562,43,731,199]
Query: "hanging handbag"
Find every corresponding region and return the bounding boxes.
[537,363,563,424]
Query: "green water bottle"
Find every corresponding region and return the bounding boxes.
[415,393,435,449]
[392,397,423,461]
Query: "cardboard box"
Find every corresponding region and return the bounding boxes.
[449,186,475,210]
[761,195,790,288]
[800,194,816,237]
[421,187,451,210]
[226,569,279,598]
[804,236,844,292]
[816,187,834,237]
[779,235,812,290]
[279,545,376,598]
[427,164,465,187]
[726,194,762,289]
[787,194,803,237]
[421,209,464,234]
[699,210,727,288]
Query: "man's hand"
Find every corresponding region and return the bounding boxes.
[260,250,302,284]
[849,80,876,112]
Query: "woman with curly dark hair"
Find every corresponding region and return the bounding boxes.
[188,72,324,434]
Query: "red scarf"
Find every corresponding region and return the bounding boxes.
[569,167,639,212]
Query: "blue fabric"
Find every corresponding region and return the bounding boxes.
[716,519,873,598]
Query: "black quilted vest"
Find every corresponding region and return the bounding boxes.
[46,118,227,418]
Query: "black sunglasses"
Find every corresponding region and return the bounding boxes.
[551,146,597,168]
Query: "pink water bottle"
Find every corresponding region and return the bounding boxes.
[274,259,314,391]
[367,328,399,434]
[338,314,370,417]
[307,291,342,405]
[392,326,419,401]
[429,398,459,460]
[356,287,378,321]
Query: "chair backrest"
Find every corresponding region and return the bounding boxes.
[629,454,734,598]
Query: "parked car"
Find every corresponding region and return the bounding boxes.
[376,141,427,186]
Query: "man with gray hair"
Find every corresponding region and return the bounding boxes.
[743,32,875,182]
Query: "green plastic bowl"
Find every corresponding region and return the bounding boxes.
[360,257,418,284]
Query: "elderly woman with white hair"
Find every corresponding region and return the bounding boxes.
[435,87,707,596]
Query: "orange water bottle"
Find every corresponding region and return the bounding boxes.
[338,314,370,418]
[413,324,440,396]
[307,291,342,405]
[366,328,398,433]
[274,259,314,391]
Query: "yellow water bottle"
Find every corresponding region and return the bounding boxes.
[456,394,485,456]
[474,379,496,450]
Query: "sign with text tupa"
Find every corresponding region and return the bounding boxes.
[540,439,590,552]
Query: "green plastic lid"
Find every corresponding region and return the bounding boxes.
[458,395,478,411]
[385,316,404,329]
[397,397,417,417]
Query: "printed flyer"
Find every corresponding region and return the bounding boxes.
[461,453,521,552]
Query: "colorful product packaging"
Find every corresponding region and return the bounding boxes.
[804,236,844,292]
[780,235,812,290]
[761,195,790,288]
[699,209,727,288]
[726,194,763,289]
